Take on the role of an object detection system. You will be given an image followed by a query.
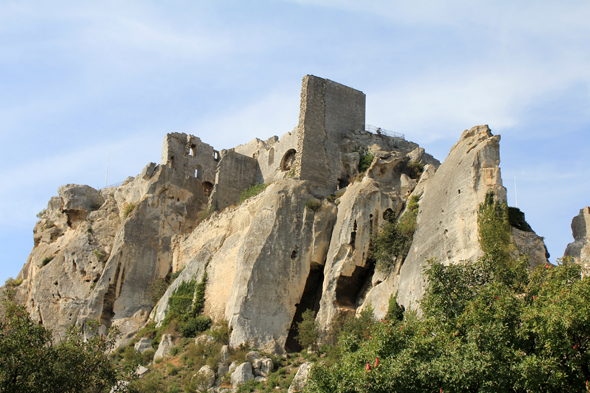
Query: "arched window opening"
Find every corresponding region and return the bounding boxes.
[213,151,220,161]
[195,164,203,180]
[280,149,297,172]
[189,144,197,156]
[202,181,213,197]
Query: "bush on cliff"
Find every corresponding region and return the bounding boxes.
[371,194,420,273]
[305,193,590,392]
[0,301,119,393]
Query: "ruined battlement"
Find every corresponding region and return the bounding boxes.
[160,75,396,210]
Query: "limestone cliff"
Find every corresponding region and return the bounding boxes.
[565,206,590,275]
[6,76,553,354]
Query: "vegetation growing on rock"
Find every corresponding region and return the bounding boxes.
[305,194,590,392]
[371,194,420,273]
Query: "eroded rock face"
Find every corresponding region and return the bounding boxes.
[231,362,254,388]
[288,362,312,393]
[383,126,508,313]
[154,334,174,362]
[565,207,590,274]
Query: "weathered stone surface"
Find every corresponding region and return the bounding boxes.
[195,334,215,346]
[394,125,507,311]
[135,365,149,377]
[231,362,254,388]
[565,206,590,275]
[228,361,237,374]
[316,156,414,331]
[257,358,273,377]
[134,337,153,353]
[220,345,230,363]
[288,362,312,393]
[153,334,174,362]
[218,363,229,377]
[512,227,549,268]
[245,351,260,362]
[197,365,216,389]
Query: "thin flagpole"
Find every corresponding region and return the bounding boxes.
[105,149,110,188]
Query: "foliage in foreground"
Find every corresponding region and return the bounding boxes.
[305,193,590,392]
[0,301,119,393]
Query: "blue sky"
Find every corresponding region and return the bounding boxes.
[1,1,589,284]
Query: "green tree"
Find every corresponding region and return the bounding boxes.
[0,301,119,393]
[297,309,319,352]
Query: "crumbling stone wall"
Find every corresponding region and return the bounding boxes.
[234,130,299,184]
[161,133,218,185]
[295,75,366,196]
[209,150,258,210]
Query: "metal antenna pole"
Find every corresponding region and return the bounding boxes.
[105,149,110,188]
[514,175,518,208]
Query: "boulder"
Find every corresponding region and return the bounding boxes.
[288,362,312,393]
[219,345,230,363]
[246,351,260,362]
[258,358,273,377]
[196,365,216,389]
[135,365,149,377]
[153,334,174,362]
[195,334,215,346]
[218,363,229,377]
[228,361,238,374]
[231,362,254,388]
[134,337,153,353]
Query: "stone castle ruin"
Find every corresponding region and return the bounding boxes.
[159,75,395,211]
[12,73,557,358]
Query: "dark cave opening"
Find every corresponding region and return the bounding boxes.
[334,259,375,310]
[284,262,325,352]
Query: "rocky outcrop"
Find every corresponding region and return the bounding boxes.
[9,75,553,361]
[288,362,312,393]
[153,334,174,362]
[231,362,254,388]
[394,126,507,310]
[565,207,590,274]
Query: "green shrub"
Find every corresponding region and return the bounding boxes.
[358,150,374,173]
[180,315,212,338]
[41,257,53,267]
[93,250,107,262]
[305,199,322,212]
[406,160,425,179]
[371,195,420,273]
[296,309,319,352]
[122,202,136,218]
[191,268,207,317]
[36,209,47,219]
[147,277,169,306]
[197,205,216,222]
[210,320,231,344]
[164,280,197,325]
[4,278,23,287]
[239,183,268,204]
[141,349,155,365]
[385,292,404,321]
